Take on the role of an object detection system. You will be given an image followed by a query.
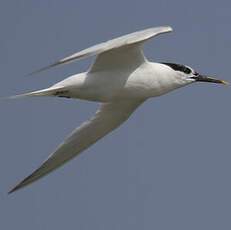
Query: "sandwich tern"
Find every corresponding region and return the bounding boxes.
[8,26,227,194]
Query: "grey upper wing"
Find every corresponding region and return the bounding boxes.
[9,100,144,193]
[30,26,172,75]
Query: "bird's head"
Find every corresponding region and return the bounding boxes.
[161,62,228,85]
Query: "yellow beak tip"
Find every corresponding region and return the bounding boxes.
[221,80,229,85]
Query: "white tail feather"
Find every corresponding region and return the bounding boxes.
[6,87,64,100]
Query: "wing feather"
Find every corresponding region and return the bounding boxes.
[9,100,143,193]
[30,26,172,75]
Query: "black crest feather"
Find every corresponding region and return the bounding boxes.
[161,63,191,74]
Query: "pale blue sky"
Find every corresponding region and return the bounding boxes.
[0,1,230,229]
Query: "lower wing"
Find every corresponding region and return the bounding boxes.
[9,100,144,193]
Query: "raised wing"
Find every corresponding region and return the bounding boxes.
[9,100,144,193]
[30,26,172,75]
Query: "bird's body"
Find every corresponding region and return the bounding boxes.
[50,62,189,102]
[8,26,227,193]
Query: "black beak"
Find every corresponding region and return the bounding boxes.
[192,75,228,85]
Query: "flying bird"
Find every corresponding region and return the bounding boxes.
[8,26,227,194]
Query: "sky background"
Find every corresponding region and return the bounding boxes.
[0,1,231,229]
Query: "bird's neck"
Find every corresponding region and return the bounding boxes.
[144,62,192,97]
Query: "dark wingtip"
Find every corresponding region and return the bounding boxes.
[26,61,61,77]
[8,172,35,195]
[8,189,16,194]
[8,184,21,195]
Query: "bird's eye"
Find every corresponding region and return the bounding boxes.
[184,67,191,74]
